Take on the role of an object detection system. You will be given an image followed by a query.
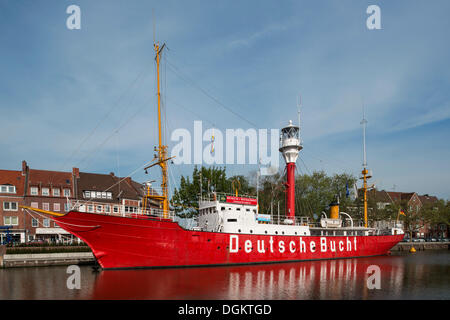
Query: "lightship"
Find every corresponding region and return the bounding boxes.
[22,40,404,269]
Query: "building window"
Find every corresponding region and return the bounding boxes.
[42,188,50,196]
[0,185,16,194]
[3,202,18,211]
[52,188,60,197]
[42,203,49,211]
[4,216,19,226]
[32,219,38,227]
[53,203,60,211]
[30,187,38,195]
[43,219,50,227]
[64,203,70,212]
[63,189,71,197]
[31,202,38,209]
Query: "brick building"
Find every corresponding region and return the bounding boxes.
[71,168,158,216]
[368,189,444,238]
[22,161,75,242]
[0,169,26,243]
[0,161,158,244]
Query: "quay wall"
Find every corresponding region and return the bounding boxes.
[391,242,450,251]
[1,251,95,268]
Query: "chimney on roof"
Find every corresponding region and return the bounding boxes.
[110,172,115,176]
[72,167,80,179]
[22,160,28,175]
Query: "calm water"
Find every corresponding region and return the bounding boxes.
[1,251,449,300]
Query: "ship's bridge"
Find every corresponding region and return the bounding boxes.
[196,192,310,236]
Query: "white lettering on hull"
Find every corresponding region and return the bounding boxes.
[229,235,359,255]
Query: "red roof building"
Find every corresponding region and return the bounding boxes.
[0,169,26,243]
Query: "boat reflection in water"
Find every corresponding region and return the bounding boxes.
[91,255,406,300]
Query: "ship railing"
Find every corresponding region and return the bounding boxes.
[373,220,404,230]
[198,192,257,203]
[256,214,313,227]
[68,200,175,221]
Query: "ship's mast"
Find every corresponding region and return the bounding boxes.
[143,41,173,219]
[360,111,371,228]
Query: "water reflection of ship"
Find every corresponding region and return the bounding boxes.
[90,257,405,300]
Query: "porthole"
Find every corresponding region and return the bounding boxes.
[238,229,241,233]
[282,231,285,235]
[265,231,268,234]
[250,230,253,233]
[275,231,278,235]
[295,232,297,235]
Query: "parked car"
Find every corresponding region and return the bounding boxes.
[438,238,449,242]
[413,238,425,242]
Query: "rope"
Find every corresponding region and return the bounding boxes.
[75,158,156,206]
[166,59,259,128]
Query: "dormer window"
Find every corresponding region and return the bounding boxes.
[0,185,16,194]
[42,188,50,196]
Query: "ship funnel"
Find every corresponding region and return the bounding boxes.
[329,197,340,220]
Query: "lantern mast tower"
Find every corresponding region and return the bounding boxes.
[279,120,303,222]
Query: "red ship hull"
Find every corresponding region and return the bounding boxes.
[56,211,404,269]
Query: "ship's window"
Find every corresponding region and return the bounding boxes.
[253,209,256,213]
[295,232,297,235]
[236,208,240,211]
[282,231,285,235]
[250,230,253,233]
[238,229,241,233]
[227,219,237,222]
[246,208,250,212]
[265,231,268,234]
[275,231,278,235]
[221,207,225,211]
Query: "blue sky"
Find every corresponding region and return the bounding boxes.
[1,0,449,200]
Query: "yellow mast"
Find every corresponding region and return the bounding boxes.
[360,112,371,228]
[143,41,172,219]
[361,168,371,228]
[155,42,169,217]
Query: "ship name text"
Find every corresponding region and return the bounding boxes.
[229,236,358,254]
